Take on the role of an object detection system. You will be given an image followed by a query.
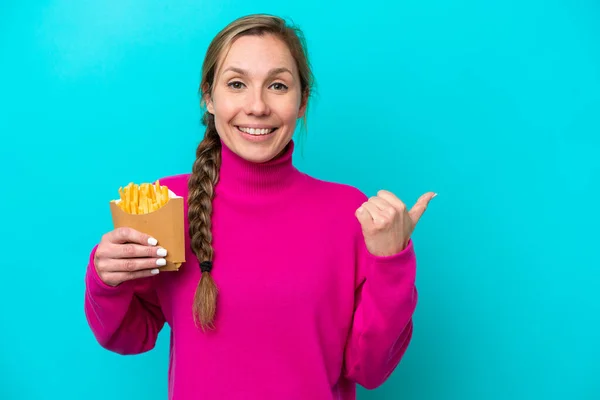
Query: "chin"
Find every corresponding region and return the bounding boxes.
[224,127,292,163]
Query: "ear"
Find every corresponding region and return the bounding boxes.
[201,83,214,114]
[205,95,215,114]
[297,88,309,118]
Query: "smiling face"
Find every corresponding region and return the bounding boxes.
[205,34,307,163]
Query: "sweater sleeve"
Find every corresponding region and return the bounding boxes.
[84,245,166,355]
[343,235,418,390]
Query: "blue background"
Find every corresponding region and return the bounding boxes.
[1,1,599,399]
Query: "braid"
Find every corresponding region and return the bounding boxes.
[188,113,221,331]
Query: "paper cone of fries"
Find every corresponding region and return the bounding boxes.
[109,181,185,271]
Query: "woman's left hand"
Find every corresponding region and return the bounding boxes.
[355,190,437,257]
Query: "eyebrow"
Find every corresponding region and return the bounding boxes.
[222,66,294,79]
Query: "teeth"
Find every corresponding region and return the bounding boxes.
[238,127,274,135]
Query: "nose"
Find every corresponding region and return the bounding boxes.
[244,88,270,116]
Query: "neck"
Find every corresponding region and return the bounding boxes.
[216,140,300,199]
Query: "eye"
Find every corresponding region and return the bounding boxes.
[227,81,245,90]
[270,82,288,91]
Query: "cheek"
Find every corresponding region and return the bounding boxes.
[212,95,238,122]
[275,97,302,122]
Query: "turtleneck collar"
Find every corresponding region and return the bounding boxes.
[215,139,302,199]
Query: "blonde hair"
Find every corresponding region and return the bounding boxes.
[188,14,314,330]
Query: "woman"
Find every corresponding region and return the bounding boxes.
[84,13,436,400]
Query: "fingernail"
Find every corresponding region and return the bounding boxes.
[148,237,158,246]
[156,258,166,266]
[157,248,167,257]
[357,207,363,213]
[432,193,438,198]
[150,268,160,275]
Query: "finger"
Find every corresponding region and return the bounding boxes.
[376,190,407,214]
[368,196,399,221]
[102,269,160,286]
[104,243,167,259]
[368,196,393,212]
[408,192,437,223]
[97,256,167,273]
[361,201,388,227]
[356,204,375,231]
[106,227,158,246]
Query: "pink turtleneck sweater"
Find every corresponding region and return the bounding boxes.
[84,140,418,400]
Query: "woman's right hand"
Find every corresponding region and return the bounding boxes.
[93,227,167,287]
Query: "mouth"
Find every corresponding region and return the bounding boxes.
[235,126,278,136]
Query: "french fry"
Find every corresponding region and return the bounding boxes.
[115,180,170,215]
[161,186,168,205]
[109,179,185,272]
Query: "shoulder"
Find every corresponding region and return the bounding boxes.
[301,173,368,212]
[155,173,191,197]
[298,174,367,243]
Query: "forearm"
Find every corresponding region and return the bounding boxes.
[344,240,418,389]
[84,246,165,355]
